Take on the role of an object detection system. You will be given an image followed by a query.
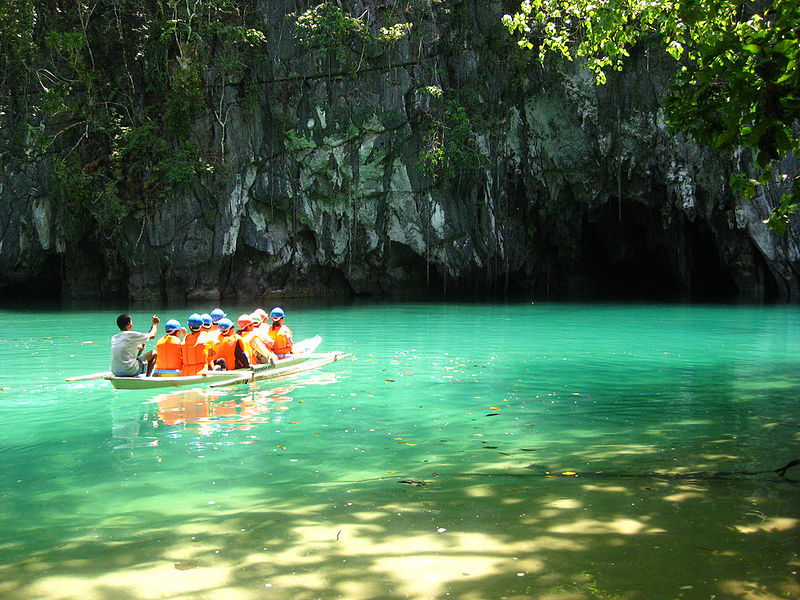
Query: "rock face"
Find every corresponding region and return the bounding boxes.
[1,0,798,303]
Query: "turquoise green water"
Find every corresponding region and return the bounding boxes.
[1,303,798,600]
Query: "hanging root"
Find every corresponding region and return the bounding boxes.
[774,459,800,478]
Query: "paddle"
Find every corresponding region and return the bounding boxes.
[65,371,112,382]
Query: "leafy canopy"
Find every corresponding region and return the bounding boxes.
[503,0,800,233]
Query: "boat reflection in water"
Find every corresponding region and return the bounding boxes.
[110,370,341,449]
[156,385,298,431]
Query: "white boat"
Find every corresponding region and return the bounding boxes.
[67,336,345,390]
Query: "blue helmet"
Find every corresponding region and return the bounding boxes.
[164,319,181,332]
[201,313,212,327]
[217,317,234,331]
[270,307,285,320]
[210,308,226,322]
[187,313,203,329]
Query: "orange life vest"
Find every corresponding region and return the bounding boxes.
[243,330,272,363]
[268,324,293,356]
[155,333,183,372]
[181,330,210,376]
[215,333,248,370]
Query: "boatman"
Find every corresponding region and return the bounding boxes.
[267,307,293,358]
[212,318,251,370]
[153,319,184,376]
[111,314,159,377]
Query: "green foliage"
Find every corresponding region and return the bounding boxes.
[2,0,266,247]
[417,86,489,190]
[0,0,37,96]
[165,63,205,136]
[503,0,800,233]
[377,22,414,44]
[289,3,414,75]
[290,3,371,62]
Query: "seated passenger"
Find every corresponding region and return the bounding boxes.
[237,313,277,365]
[181,313,213,376]
[212,318,251,370]
[267,307,293,359]
[153,319,184,376]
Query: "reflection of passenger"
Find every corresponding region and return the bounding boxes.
[157,391,210,425]
[154,386,299,431]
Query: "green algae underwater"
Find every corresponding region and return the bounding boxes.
[0,302,798,600]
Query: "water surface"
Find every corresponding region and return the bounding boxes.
[1,303,798,599]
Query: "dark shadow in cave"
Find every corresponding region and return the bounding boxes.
[685,221,741,302]
[576,203,739,302]
[578,209,682,301]
[1,253,62,302]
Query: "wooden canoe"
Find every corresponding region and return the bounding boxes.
[68,336,329,390]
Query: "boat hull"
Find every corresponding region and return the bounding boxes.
[106,336,324,390]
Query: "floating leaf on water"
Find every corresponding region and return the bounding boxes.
[561,471,577,476]
[385,379,395,382]
[483,446,498,449]
[399,479,428,486]
[0,387,10,391]
[486,413,499,416]
[489,407,501,410]
[174,562,197,570]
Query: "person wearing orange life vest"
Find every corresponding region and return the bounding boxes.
[267,307,293,358]
[180,313,214,376]
[253,308,271,344]
[153,319,184,376]
[212,318,251,370]
[237,313,277,365]
[204,308,226,344]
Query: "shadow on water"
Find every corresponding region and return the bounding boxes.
[3,304,800,599]
[1,444,798,599]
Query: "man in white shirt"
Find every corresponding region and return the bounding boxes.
[110,314,160,377]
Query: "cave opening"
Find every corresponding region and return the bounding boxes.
[685,221,740,301]
[577,204,743,302]
[1,253,63,303]
[578,205,683,301]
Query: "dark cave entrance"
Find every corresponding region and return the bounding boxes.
[684,220,740,301]
[579,215,682,300]
[577,203,739,301]
[1,253,63,302]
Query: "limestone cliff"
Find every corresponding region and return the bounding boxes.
[1,0,798,303]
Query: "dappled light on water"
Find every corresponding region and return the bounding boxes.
[0,303,798,598]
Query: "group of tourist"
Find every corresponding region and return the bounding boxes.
[110,307,294,377]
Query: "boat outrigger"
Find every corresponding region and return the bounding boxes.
[66,336,351,390]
